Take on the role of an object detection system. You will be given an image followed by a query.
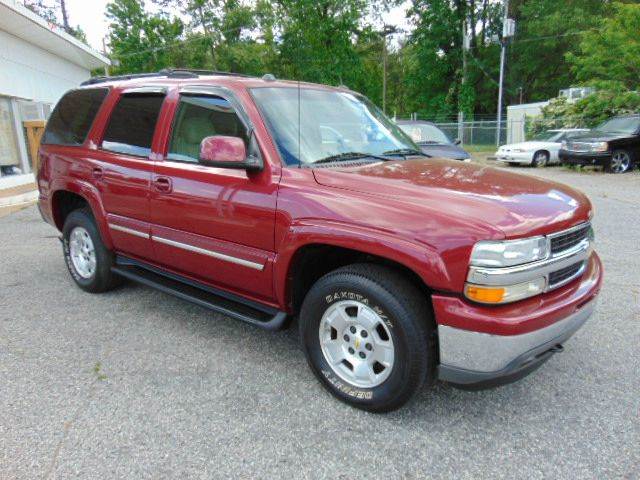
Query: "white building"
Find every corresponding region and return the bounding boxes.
[0,0,109,189]
[506,101,549,144]
[506,88,596,144]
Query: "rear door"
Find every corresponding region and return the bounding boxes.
[149,86,279,303]
[91,87,166,261]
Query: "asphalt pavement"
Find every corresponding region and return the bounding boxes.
[1,166,638,479]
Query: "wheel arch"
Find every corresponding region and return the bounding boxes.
[49,180,113,249]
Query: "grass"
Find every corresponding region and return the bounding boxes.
[465,144,497,154]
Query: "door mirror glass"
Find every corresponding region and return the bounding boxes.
[200,135,246,165]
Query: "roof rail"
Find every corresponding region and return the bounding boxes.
[80,68,253,86]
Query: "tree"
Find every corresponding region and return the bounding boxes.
[403,0,503,119]
[568,2,640,91]
[106,0,184,74]
[22,0,88,43]
[507,0,610,105]
[274,0,368,85]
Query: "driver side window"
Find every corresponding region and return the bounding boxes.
[168,95,249,163]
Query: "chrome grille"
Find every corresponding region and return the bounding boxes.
[549,261,585,288]
[566,142,593,152]
[550,223,591,255]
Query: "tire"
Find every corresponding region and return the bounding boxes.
[606,149,634,174]
[531,151,549,168]
[62,207,121,293]
[299,263,435,412]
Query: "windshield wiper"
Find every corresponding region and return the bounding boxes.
[383,148,429,157]
[313,152,391,165]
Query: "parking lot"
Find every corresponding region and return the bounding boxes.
[1,166,638,479]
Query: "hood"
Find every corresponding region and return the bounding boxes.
[500,141,557,150]
[312,158,591,238]
[568,130,631,142]
[418,143,470,160]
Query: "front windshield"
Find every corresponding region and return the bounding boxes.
[399,123,450,144]
[597,116,640,134]
[532,130,563,142]
[250,87,419,165]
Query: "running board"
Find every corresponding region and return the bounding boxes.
[112,256,288,331]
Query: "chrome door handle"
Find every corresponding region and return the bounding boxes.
[153,176,172,193]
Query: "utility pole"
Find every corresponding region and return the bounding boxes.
[460,19,470,144]
[381,25,397,114]
[102,37,110,77]
[496,0,515,147]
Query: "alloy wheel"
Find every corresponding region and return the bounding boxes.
[318,300,395,388]
[611,151,631,173]
[69,226,96,279]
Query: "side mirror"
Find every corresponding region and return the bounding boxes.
[454,138,462,145]
[199,135,262,170]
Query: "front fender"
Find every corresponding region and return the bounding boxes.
[273,219,455,310]
[49,178,114,249]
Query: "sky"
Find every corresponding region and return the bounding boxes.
[59,0,412,52]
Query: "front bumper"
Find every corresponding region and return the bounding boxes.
[559,149,610,166]
[495,151,533,164]
[434,252,602,389]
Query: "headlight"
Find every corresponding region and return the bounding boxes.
[589,142,608,152]
[470,237,550,268]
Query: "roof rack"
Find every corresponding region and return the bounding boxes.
[80,68,253,86]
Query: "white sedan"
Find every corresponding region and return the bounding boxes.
[496,129,589,167]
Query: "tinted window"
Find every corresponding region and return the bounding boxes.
[167,96,248,163]
[102,94,165,157]
[42,88,108,146]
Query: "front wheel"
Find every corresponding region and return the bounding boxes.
[606,149,634,173]
[299,264,435,412]
[531,151,549,167]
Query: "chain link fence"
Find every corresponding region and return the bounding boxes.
[397,115,606,148]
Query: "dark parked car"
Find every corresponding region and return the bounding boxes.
[559,114,640,173]
[397,120,471,161]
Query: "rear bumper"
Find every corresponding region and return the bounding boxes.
[434,252,602,389]
[559,149,610,166]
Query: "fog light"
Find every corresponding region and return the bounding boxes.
[465,277,546,304]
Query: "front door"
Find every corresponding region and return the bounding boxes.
[149,88,279,303]
[93,89,166,261]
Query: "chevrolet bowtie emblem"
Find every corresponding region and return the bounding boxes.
[355,338,361,349]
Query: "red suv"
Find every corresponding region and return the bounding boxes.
[37,70,603,412]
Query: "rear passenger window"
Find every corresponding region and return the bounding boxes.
[42,88,108,146]
[102,93,165,157]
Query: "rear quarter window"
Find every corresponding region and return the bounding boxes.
[42,88,109,146]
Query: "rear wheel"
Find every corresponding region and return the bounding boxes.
[299,264,435,412]
[606,149,634,173]
[62,208,121,293]
[531,151,549,167]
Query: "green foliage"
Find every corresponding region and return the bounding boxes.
[527,89,640,137]
[508,0,609,105]
[107,0,184,74]
[568,2,640,91]
[101,0,638,119]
